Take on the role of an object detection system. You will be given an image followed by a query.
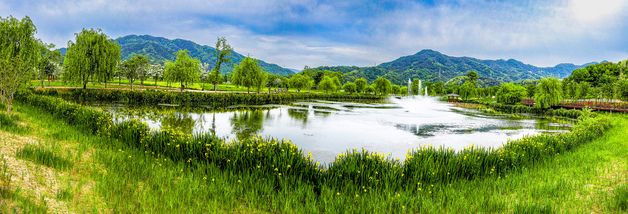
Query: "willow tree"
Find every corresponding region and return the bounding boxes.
[354,78,367,93]
[164,50,201,91]
[231,57,267,93]
[63,29,120,89]
[0,16,39,113]
[534,77,563,109]
[209,37,232,91]
[374,76,392,95]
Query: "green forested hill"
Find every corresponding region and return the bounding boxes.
[318,49,594,85]
[61,35,294,75]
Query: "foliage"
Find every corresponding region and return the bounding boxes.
[458,81,477,100]
[535,78,563,109]
[209,37,232,90]
[288,74,314,92]
[342,82,357,93]
[164,50,201,91]
[232,57,268,93]
[63,28,121,89]
[120,54,149,90]
[0,16,39,112]
[373,77,392,95]
[318,76,339,93]
[354,78,368,93]
[37,41,62,88]
[496,83,527,104]
[34,88,384,108]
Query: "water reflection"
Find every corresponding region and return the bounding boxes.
[103,97,573,164]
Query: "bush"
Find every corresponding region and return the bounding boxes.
[34,88,384,108]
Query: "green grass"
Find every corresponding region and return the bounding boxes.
[1,103,626,212]
[16,144,72,170]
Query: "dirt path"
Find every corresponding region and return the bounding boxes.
[0,132,70,213]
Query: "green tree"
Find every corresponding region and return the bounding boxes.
[121,54,149,90]
[373,77,392,95]
[209,37,231,91]
[466,70,479,82]
[400,86,408,96]
[63,28,120,89]
[318,76,337,93]
[0,16,39,112]
[458,81,477,100]
[354,78,368,93]
[391,85,401,95]
[37,41,62,88]
[496,83,527,104]
[163,50,201,91]
[342,82,357,93]
[534,77,563,109]
[288,74,313,92]
[231,57,266,93]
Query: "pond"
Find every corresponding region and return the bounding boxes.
[100,97,573,164]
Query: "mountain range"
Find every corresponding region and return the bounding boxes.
[316,49,594,85]
[60,35,594,83]
[60,35,295,75]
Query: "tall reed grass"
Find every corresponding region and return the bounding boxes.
[17,93,613,191]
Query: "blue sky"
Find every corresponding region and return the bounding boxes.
[2,0,627,69]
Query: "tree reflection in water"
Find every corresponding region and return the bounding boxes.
[230,110,265,140]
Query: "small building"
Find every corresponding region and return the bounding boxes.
[446,93,460,102]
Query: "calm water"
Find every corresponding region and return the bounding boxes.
[102,97,572,163]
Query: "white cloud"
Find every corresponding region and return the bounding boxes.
[3,0,627,69]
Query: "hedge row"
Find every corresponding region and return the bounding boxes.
[466,100,585,119]
[33,88,384,108]
[18,93,613,191]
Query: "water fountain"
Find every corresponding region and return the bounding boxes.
[407,79,412,96]
[425,86,428,96]
[418,79,422,96]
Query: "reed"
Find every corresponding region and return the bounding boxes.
[16,93,613,191]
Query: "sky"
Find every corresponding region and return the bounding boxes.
[2,0,627,69]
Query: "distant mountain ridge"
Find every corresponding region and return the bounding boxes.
[317,49,594,85]
[61,35,294,75]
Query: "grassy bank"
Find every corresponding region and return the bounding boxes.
[0,103,626,212]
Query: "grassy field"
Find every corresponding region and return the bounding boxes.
[0,102,626,212]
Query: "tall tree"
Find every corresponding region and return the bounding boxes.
[373,77,392,95]
[496,83,527,104]
[318,76,337,93]
[466,70,479,83]
[288,73,313,92]
[231,57,266,93]
[209,37,232,91]
[0,16,39,113]
[354,78,368,93]
[37,41,62,88]
[63,29,120,89]
[121,54,149,90]
[163,50,201,91]
[534,77,563,109]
